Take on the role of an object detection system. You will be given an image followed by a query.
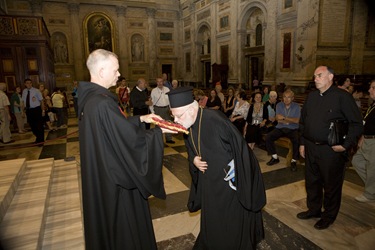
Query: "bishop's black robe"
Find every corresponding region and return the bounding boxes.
[185,108,266,249]
[78,81,166,250]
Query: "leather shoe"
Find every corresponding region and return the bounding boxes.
[314,218,333,230]
[266,157,280,166]
[291,161,297,171]
[296,211,321,220]
[166,140,175,144]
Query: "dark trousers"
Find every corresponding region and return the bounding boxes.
[73,97,78,117]
[55,107,65,127]
[26,106,44,143]
[304,140,347,221]
[265,128,299,160]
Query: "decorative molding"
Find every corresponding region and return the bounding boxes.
[159,47,174,54]
[146,8,156,18]
[68,3,79,14]
[17,17,39,35]
[0,17,14,35]
[160,32,172,41]
[157,21,174,28]
[130,22,144,28]
[116,6,127,17]
[197,9,210,21]
[48,19,65,25]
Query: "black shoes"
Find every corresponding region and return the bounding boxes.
[314,218,333,230]
[291,161,297,171]
[297,211,333,230]
[296,211,321,220]
[266,157,280,166]
[166,140,175,144]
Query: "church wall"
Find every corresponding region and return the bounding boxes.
[3,0,375,92]
[5,0,181,90]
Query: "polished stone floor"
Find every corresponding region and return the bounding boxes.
[0,116,374,249]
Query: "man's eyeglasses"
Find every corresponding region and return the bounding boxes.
[171,107,190,119]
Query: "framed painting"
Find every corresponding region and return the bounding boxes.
[2,59,14,72]
[83,13,114,55]
[28,59,38,71]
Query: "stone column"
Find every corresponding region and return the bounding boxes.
[116,6,128,76]
[229,1,239,84]
[175,10,182,80]
[236,29,247,84]
[292,0,319,87]
[68,3,85,80]
[263,2,277,85]
[30,0,42,16]
[210,4,217,65]
[147,8,157,80]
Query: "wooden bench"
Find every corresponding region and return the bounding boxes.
[261,134,303,167]
[274,137,293,166]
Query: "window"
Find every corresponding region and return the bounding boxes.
[255,24,262,46]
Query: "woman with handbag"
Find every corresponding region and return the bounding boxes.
[244,92,268,149]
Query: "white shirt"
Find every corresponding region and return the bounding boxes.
[150,86,170,113]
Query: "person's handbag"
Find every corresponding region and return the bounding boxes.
[328,120,349,146]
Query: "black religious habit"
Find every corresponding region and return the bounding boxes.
[78,81,166,250]
[185,108,266,249]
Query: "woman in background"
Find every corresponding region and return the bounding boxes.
[206,89,221,110]
[230,91,250,134]
[244,92,268,150]
[195,89,208,108]
[223,87,235,117]
[10,86,26,134]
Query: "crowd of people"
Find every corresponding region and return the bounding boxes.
[1,48,374,249]
[0,79,74,146]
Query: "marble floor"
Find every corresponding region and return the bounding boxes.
[0,116,374,250]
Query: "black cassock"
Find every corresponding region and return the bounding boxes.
[78,81,166,250]
[185,108,266,249]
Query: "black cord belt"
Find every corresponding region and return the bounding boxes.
[154,105,169,108]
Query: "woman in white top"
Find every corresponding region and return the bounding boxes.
[229,91,250,134]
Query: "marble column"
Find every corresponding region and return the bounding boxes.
[68,3,85,81]
[147,8,157,80]
[116,6,128,76]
